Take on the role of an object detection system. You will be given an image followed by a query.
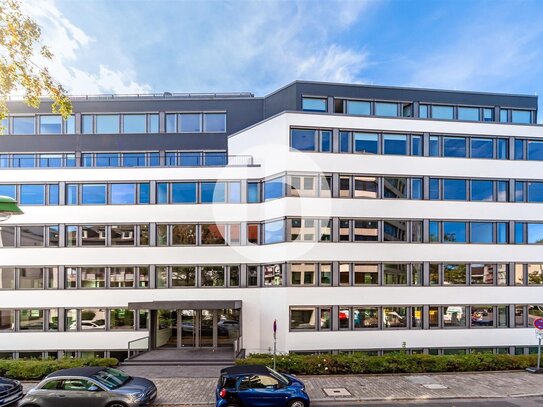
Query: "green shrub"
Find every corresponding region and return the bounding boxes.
[236,353,538,375]
[0,358,118,380]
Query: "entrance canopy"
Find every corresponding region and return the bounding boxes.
[128,300,242,310]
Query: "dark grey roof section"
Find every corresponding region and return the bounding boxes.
[128,300,242,310]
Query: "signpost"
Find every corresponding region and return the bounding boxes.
[273,319,277,370]
[527,318,543,374]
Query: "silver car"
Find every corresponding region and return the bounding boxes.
[19,366,157,407]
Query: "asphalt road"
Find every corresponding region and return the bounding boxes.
[312,397,543,407]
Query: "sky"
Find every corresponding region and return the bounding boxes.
[21,0,543,116]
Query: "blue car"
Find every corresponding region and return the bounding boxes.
[216,365,310,407]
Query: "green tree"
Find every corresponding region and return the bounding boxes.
[0,0,72,130]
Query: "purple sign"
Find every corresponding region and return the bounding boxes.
[534,318,543,330]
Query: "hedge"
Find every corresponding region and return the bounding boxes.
[0,358,118,380]
[236,353,538,375]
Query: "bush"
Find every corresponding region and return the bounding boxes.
[0,358,118,380]
[236,353,538,375]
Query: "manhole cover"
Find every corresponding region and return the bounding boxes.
[406,375,435,384]
[323,387,352,396]
[422,383,448,390]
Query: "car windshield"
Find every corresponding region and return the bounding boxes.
[266,367,289,384]
[90,368,130,390]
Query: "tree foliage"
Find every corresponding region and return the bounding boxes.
[0,0,72,127]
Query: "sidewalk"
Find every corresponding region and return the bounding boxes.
[143,370,543,406]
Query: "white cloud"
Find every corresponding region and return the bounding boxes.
[20,0,151,94]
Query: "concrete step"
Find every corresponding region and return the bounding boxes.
[121,360,232,366]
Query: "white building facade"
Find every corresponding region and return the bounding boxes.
[0,81,542,360]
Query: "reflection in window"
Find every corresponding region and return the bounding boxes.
[110,184,136,204]
[354,220,378,241]
[354,307,378,328]
[82,184,106,204]
[471,264,494,285]
[383,220,407,242]
[13,117,34,134]
[81,267,106,288]
[264,177,285,201]
[471,306,494,327]
[383,264,407,285]
[302,98,326,112]
[384,178,406,199]
[263,264,282,286]
[290,308,316,329]
[443,306,466,327]
[123,115,146,133]
[201,182,225,203]
[528,182,543,203]
[443,179,466,200]
[458,107,479,121]
[346,100,370,115]
[383,307,407,328]
[290,263,316,285]
[354,264,378,285]
[353,133,378,154]
[20,184,45,205]
[471,222,493,243]
[443,137,466,157]
[432,105,454,120]
[353,176,378,198]
[201,266,225,286]
[39,116,62,134]
[201,224,226,245]
[96,115,120,133]
[444,264,467,285]
[528,141,543,161]
[512,110,531,124]
[179,114,202,133]
[528,224,543,244]
[291,129,316,151]
[375,102,398,117]
[383,134,407,155]
[471,180,493,201]
[204,113,226,132]
[264,220,285,244]
[471,138,493,159]
[528,264,543,285]
[171,183,197,203]
[172,224,196,245]
[443,222,466,243]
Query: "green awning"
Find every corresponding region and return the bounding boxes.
[0,196,23,215]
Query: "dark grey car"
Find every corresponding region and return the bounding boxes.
[19,366,157,407]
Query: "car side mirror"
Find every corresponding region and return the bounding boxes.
[88,385,101,392]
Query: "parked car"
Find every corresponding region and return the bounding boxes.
[216,364,310,407]
[19,366,157,407]
[0,377,23,406]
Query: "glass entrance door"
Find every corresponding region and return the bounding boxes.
[157,310,177,348]
[200,310,214,347]
[180,310,195,347]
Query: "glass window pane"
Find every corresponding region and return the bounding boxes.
[0,310,15,330]
[443,222,467,243]
[383,264,407,285]
[497,223,508,244]
[354,220,378,241]
[429,178,440,200]
[419,104,428,118]
[515,139,525,160]
[201,224,226,244]
[512,110,531,124]
[290,129,316,151]
[179,113,202,132]
[346,100,370,115]
[81,267,106,287]
[123,115,146,133]
[19,268,44,288]
[443,306,466,327]
[149,114,159,133]
[429,136,439,157]
[383,134,407,155]
[13,117,34,134]
[353,176,377,198]
[528,182,543,203]
[444,264,467,285]
[171,183,197,203]
[302,98,326,112]
[515,181,525,202]
[264,220,284,244]
[82,115,93,133]
[443,137,466,157]
[443,179,466,200]
[82,184,106,204]
[247,182,259,203]
[471,306,494,327]
[471,138,493,159]
[110,225,135,246]
[458,107,479,121]
[39,116,62,134]
[95,153,119,167]
[96,115,119,133]
[375,102,398,117]
[166,113,176,132]
[384,178,406,199]
[483,108,494,122]
[353,133,378,154]
[0,268,15,288]
[110,184,136,204]
[204,113,226,132]
[411,135,423,156]
[65,115,75,134]
[290,308,316,329]
[354,306,378,328]
[432,105,454,120]
[497,139,508,160]
[339,131,350,153]
[411,178,422,200]
[20,226,44,247]
[471,223,494,243]
[383,220,407,241]
[263,177,285,201]
[157,183,168,204]
[110,267,135,287]
[138,183,150,204]
[0,184,15,199]
[383,307,407,328]
[528,224,543,244]
[170,266,195,286]
[528,141,543,161]
[20,184,45,205]
[110,309,134,330]
[123,153,146,167]
[471,180,494,201]
[320,130,331,152]
[201,182,226,203]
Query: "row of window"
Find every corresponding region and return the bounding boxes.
[0,151,230,169]
[291,128,543,161]
[3,174,543,205]
[0,350,128,360]
[0,308,148,332]
[302,96,535,124]
[293,347,542,357]
[1,263,542,290]
[1,112,227,135]
[290,304,542,331]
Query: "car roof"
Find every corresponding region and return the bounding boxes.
[46,366,106,378]
[220,365,270,376]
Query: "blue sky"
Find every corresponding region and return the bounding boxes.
[24,0,543,115]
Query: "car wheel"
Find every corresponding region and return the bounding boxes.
[106,403,128,407]
[287,400,306,407]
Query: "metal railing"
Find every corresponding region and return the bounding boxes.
[127,336,149,359]
[7,92,254,101]
[234,335,244,359]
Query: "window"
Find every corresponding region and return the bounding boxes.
[339,307,351,328]
[354,307,378,328]
[411,221,423,243]
[201,266,225,286]
[443,179,466,200]
[515,139,525,160]
[166,114,177,132]
[511,110,531,124]
[515,181,525,202]
[444,264,467,285]
[20,226,44,247]
[247,223,259,245]
[290,308,316,330]
[320,130,331,152]
[247,182,260,203]
[429,136,439,156]
[458,107,479,121]
[528,141,543,161]
[320,264,332,285]
[81,225,106,246]
[19,309,44,331]
[110,184,136,204]
[354,220,378,241]
[471,223,494,243]
[149,114,159,133]
[384,178,406,199]
[264,220,285,244]
[81,267,106,288]
[411,135,423,156]
[201,182,226,203]
[290,263,316,285]
[302,97,326,112]
[483,108,494,122]
[443,306,466,327]
[383,220,407,241]
[204,113,226,132]
[201,224,226,245]
[528,182,543,203]
[353,133,378,154]
[171,183,197,203]
[528,224,543,244]
[353,176,378,198]
[247,266,258,287]
[383,307,407,328]
[110,225,135,246]
[383,264,407,285]
[0,310,14,330]
[179,113,202,132]
[123,115,146,133]
[19,268,44,288]
[39,116,62,134]
[432,105,454,120]
[528,265,543,285]
[82,184,106,204]
[497,222,508,244]
[339,219,350,241]
[263,264,282,286]
[263,177,285,201]
[20,184,45,205]
[429,221,439,242]
[471,306,494,327]
[419,104,429,118]
[290,129,316,151]
[375,102,398,117]
[172,224,196,245]
[471,138,493,159]
[339,263,350,285]
[290,218,315,241]
[471,180,493,201]
[411,178,422,200]
[110,309,134,330]
[289,176,316,197]
[82,115,93,133]
[96,115,120,133]
[0,268,15,289]
[443,137,466,157]
[383,134,407,155]
[346,100,370,115]
[13,117,34,134]
[354,264,378,285]
[340,131,350,152]
[497,139,508,159]
[110,267,135,288]
[443,222,466,243]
